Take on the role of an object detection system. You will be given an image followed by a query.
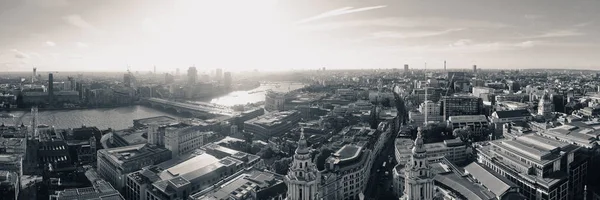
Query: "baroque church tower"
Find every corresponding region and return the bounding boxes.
[285,128,320,200]
[403,127,435,200]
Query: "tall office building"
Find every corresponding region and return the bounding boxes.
[67,76,76,90]
[402,127,434,200]
[223,71,232,90]
[187,66,197,85]
[404,64,409,71]
[473,65,477,73]
[284,129,320,200]
[215,68,223,80]
[441,95,482,119]
[48,73,54,104]
[32,67,37,83]
[444,60,446,71]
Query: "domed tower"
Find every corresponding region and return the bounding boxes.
[285,128,320,200]
[403,127,434,200]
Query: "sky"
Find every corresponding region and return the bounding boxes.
[0,0,599,72]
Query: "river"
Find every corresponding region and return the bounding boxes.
[0,82,306,130]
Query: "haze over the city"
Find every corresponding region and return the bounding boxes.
[1,0,599,72]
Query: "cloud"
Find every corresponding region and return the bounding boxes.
[527,29,585,38]
[27,0,69,7]
[574,21,593,27]
[77,42,88,48]
[63,15,98,32]
[46,41,56,47]
[372,29,463,39]
[515,41,536,48]
[11,49,30,59]
[450,39,473,47]
[297,17,507,31]
[524,14,544,20]
[296,5,387,24]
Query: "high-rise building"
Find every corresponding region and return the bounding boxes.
[187,66,197,85]
[164,73,174,84]
[67,76,76,91]
[215,68,223,80]
[441,95,483,119]
[538,92,554,118]
[48,73,54,104]
[223,71,232,90]
[284,129,320,200]
[404,64,409,71]
[32,67,37,83]
[473,65,477,73]
[402,127,435,200]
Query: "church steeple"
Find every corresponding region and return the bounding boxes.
[402,127,435,200]
[285,128,320,200]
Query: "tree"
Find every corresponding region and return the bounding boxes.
[453,127,474,143]
[257,147,275,159]
[273,157,293,175]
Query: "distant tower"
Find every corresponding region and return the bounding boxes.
[31,107,38,139]
[48,73,54,104]
[176,68,180,76]
[404,64,409,71]
[216,68,223,81]
[153,66,156,74]
[187,66,197,85]
[32,67,37,83]
[444,60,447,71]
[284,128,320,200]
[473,65,477,73]
[223,72,232,90]
[402,127,434,200]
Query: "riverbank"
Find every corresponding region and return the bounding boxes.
[0,105,135,112]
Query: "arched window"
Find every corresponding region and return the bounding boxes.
[300,163,303,169]
[305,162,308,168]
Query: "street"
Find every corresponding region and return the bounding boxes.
[365,131,398,200]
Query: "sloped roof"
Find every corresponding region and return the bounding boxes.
[465,162,516,197]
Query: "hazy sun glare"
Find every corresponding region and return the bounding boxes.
[131,0,305,72]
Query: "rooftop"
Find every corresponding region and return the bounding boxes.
[448,115,488,123]
[464,162,518,198]
[112,129,147,145]
[133,116,178,126]
[493,109,532,119]
[246,110,299,127]
[99,144,169,166]
[192,170,285,200]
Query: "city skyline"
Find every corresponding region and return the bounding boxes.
[1,0,599,72]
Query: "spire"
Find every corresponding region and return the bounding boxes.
[296,128,309,154]
[412,127,425,154]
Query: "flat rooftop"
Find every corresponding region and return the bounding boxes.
[113,129,147,145]
[448,115,488,123]
[335,145,362,161]
[133,116,178,126]
[246,110,298,127]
